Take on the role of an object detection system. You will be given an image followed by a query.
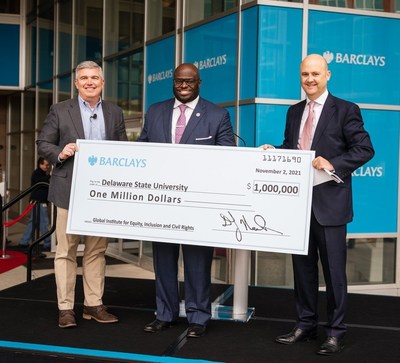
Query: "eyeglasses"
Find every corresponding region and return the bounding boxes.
[173,78,199,87]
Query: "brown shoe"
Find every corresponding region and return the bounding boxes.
[82,305,118,323]
[58,309,77,328]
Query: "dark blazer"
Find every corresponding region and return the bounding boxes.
[279,93,374,226]
[138,96,235,324]
[37,98,128,209]
[138,97,236,146]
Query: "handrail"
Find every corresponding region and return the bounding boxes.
[1,182,57,282]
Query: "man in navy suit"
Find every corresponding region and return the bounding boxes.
[263,54,374,355]
[138,63,236,337]
[37,61,127,328]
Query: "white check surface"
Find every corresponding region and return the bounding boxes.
[67,140,315,255]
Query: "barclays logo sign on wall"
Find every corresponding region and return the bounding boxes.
[193,54,227,71]
[323,51,386,67]
[352,166,383,177]
[147,69,174,84]
[88,155,147,168]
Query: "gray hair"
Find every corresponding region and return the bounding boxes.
[75,61,104,80]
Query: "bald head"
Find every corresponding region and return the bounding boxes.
[300,54,331,100]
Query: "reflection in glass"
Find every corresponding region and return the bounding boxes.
[58,0,72,74]
[186,0,237,25]
[146,0,175,40]
[26,21,37,86]
[0,1,20,13]
[104,51,144,122]
[316,0,399,13]
[9,93,21,134]
[38,83,54,130]
[58,74,72,102]
[38,1,54,82]
[255,238,396,287]
[23,91,35,131]
[21,133,35,190]
[105,0,144,55]
[7,133,21,215]
[75,0,103,64]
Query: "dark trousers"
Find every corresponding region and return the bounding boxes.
[292,212,347,338]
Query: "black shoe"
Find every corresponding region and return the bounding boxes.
[317,336,344,355]
[187,323,206,338]
[275,327,317,345]
[144,319,173,333]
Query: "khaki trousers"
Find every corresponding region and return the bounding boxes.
[55,207,107,310]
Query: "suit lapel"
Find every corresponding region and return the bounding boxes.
[293,101,306,149]
[68,99,85,139]
[163,99,175,143]
[102,101,111,138]
[311,93,335,149]
[179,98,205,144]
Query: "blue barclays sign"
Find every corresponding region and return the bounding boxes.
[308,11,400,105]
[145,36,175,109]
[184,13,237,103]
[348,110,399,234]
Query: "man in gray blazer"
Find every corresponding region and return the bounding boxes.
[37,61,128,328]
[139,63,236,338]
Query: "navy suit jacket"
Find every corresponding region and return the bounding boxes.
[279,93,374,226]
[138,97,236,147]
[37,98,128,209]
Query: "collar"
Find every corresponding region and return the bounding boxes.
[78,95,102,110]
[306,89,328,106]
[173,96,200,110]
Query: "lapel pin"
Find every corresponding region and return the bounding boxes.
[196,113,200,117]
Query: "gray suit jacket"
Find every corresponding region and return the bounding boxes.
[37,98,128,209]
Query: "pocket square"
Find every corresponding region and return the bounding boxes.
[195,136,212,141]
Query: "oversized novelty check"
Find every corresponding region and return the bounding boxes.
[67,140,315,255]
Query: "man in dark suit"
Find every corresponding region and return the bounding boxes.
[263,54,374,355]
[37,61,128,328]
[138,63,236,337]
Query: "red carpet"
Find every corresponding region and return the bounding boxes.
[0,250,27,273]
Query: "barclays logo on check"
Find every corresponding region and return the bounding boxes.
[87,155,147,168]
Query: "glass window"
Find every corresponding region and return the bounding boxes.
[0,0,20,13]
[347,238,395,285]
[186,0,237,26]
[318,0,348,6]
[38,83,54,130]
[38,0,54,82]
[8,94,21,205]
[105,0,144,55]
[355,0,384,10]
[75,0,103,64]
[254,237,396,287]
[57,74,72,102]
[21,133,35,190]
[316,0,399,13]
[104,50,144,139]
[58,0,72,74]
[8,93,21,134]
[146,0,175,40]
[7,133,21,215]
[26,21,37,86]
[23,91,35,131]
